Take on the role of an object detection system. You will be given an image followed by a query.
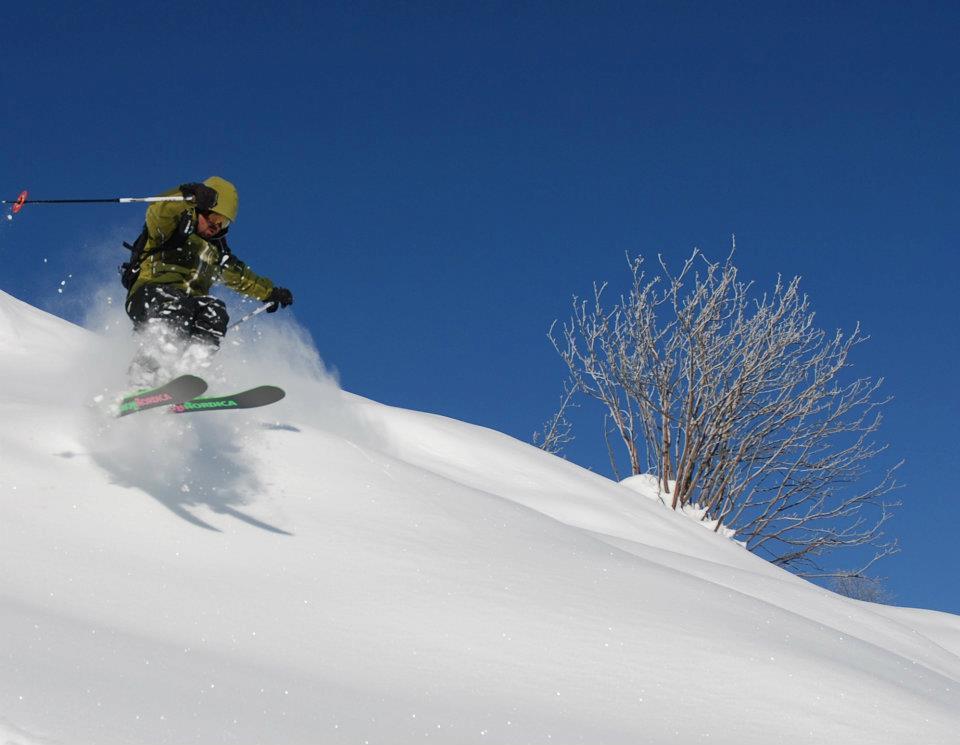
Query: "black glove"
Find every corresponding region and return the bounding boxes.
[266,287,293,313]
[179,182,219,212]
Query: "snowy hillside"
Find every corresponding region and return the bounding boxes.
[1,288,958,745]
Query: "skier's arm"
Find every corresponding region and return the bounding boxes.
[219,256,275,302]
[145,189,192,245]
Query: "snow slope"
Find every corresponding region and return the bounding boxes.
[1,288,958,745]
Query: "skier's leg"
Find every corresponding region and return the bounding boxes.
[177,296,230,373]
[126,284,196,332]
[189,296,229,347]
[125,285,195,385]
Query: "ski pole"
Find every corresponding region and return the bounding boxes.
[2,189,193,214]
[228,303,274,330]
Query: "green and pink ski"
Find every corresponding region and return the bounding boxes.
[118,375,208,417]
[169,385,285,414]
[118,377,285,417]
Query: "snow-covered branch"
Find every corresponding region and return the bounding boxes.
[549,247,901,576]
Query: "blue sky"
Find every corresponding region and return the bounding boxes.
[3,2,958,613]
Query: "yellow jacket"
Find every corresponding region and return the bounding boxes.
[126,188,273,302]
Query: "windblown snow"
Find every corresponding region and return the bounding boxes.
[1,288,958,745]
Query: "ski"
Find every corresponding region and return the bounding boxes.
[118,374,208,417]
[169,385,286,414]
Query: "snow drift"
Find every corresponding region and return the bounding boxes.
[1,288,958,745]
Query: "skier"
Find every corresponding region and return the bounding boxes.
[123,177,293,384]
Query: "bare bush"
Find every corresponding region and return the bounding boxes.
[550,248,901,577]
[830,575,895,604]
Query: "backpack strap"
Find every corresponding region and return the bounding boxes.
[119,224,150,290]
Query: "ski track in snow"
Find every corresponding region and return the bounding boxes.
[1,288,959,745]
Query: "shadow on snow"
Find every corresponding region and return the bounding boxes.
[86,409,294,535]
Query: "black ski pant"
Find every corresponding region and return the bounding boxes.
[125,284,229,346]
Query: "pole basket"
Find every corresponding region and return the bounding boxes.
[12,190,27,213]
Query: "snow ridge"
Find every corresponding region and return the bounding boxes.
[1,288,958,745]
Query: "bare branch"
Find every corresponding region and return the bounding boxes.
[533,378,578,455]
